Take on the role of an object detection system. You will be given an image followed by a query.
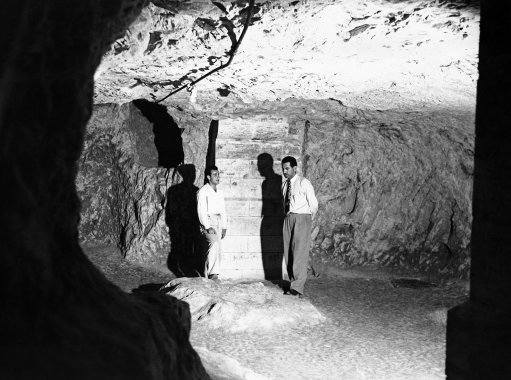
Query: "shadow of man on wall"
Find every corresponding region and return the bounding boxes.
[257,153,284,280]
[165,164,204,277]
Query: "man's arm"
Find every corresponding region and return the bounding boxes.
[197,189,211,231]
[304,178,318,218]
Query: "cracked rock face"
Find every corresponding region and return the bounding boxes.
[299,103,473,277]
[95,0,478,110]
[80,0,478,278]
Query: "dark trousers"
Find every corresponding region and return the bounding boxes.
[283,213,312,294]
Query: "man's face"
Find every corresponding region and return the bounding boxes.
[282,162,296,179]
[208,170,220,185]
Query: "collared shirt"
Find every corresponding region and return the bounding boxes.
[197,183,227,229]
[282,175,318,215]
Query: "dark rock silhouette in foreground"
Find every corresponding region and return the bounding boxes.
[0,1,208,378]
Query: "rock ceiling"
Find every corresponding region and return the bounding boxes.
[94,0,479,111]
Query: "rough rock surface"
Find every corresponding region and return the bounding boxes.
[95,0,479,110]
[298,103,474,278]
[78,103,169,265]
[78,102,211,267]
[163,277,325,332]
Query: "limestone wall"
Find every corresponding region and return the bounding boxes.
[216,116,300,278]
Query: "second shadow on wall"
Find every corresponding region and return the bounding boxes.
[257,153,284,280]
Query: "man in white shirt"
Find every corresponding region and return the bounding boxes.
[281,156,318,298]
[197,165,227,280]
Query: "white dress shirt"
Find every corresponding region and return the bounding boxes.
[197,183,227,229]
[282,175,318,215]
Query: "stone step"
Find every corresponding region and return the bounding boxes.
[218,116,290,140]
[216,138,302,160]
[222,235,283,253]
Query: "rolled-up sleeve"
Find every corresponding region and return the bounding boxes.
[197,189,210,229]
[304,179,318,214]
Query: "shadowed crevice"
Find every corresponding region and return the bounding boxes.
[133,98,184,169]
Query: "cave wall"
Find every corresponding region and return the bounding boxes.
[299,106,473,278]
[78,102,210,268]
[81,0,477,280]
[80,98,473,279]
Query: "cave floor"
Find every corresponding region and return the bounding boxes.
[83,244,467,380]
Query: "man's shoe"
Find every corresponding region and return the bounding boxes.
[208,274,219,280]
[289,289,304,298]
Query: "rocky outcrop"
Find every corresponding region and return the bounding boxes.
[164,277,325,332]
[78,102,171,267]
[298,103,474,278]
[78,102,211,268]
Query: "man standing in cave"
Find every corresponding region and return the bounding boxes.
[281,156,318,298]
[197,165,227,280]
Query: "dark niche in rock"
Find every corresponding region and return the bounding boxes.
[132,98,184,169]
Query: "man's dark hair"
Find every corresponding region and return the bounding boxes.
[205,165,218,178]
[281,156,297,167]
